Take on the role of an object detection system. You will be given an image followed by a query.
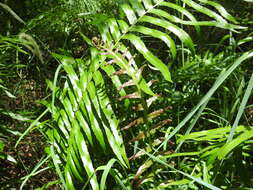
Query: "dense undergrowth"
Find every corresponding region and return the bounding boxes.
[1,0,253,189]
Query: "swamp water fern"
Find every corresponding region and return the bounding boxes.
[42,0,251,189]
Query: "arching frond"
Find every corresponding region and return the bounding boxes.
[97,0,242,83]
[46,1,245,189]
[46,53,129,189]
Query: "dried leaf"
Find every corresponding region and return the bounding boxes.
[146,95,160,107]
[122,106,172,131]
[118,80,135,90]
[133,160,153,181]
[121,118,143,131]
[118,92,141,101]
[147,106,172,119]
[132,95,161,111]
[112,69,128,75]
[135,65,146,80]
[147,79,159,87]
[129,119,172,142]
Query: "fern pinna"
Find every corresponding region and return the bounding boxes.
[46,0,242,189]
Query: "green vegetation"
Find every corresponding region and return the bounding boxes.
[1,0,253,189]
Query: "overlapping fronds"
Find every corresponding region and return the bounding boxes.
[46,0,247,189]
[87,0,243,167]
[95,0,242,83]
[45,53,129,189]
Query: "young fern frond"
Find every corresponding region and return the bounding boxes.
[93,36,172,156]
[92,38,154,97]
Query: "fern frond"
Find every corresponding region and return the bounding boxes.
[96,0,242,82]
[46,1,245,189]
[46,53,129,189]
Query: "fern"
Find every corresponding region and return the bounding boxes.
[46,0,245,189]
[95,0,242,83]
[45,53,129,190]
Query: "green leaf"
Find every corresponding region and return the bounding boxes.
[218,129,253,159]
[100,159,118,190]
[158,51,253,151]
[123,34,172,82]
[197,0,238,23]
[74,121,99,190]
[0,140,4,152]
[139,15,195,52]
[130,25,176,59]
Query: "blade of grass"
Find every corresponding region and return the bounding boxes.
[176,101,208,152]
[227,71,253,142]
[20,155,50,190]
[100,158,118,190]
[15,108,49,148]
[141,148,221,190]
[156,51,253,152]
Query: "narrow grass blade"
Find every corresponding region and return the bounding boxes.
[228,71,253,142]
[143,149,221,190]
[15,108,49,148]
[20,155,50,190]
[100,158,118,190]
[156,51,253,152]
